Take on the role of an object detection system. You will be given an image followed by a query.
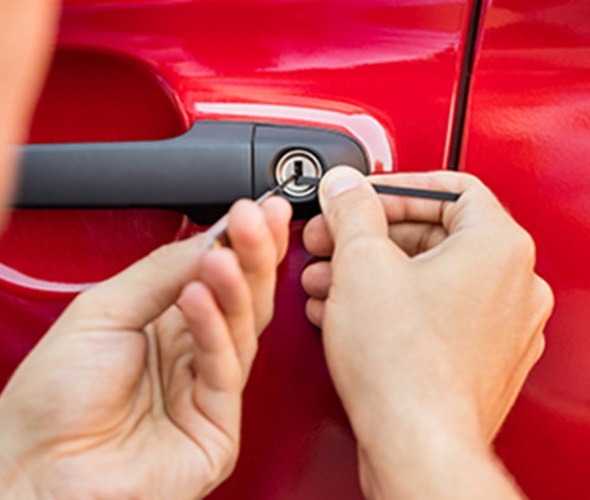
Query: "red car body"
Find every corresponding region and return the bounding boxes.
[0,0,588,497]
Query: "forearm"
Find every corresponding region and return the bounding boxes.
[358,424,523,500]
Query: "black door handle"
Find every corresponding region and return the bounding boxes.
[15,120,368,223]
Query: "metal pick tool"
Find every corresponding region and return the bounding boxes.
[204,174,297,249]
[204,171,462,249]
[296,176,461,202]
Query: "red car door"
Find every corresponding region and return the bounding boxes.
[462,1,590,497]
[0,1,484,497]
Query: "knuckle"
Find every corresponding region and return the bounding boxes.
[452,172,493,197]
[513,227,536,258]
[218,247,241,271]
[498,226,536,266]
[534,277,555,316]
[458,173,502,207]
[533,333,546,363]
[454,171,485,188]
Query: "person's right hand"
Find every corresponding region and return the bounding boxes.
[302,167,554,498]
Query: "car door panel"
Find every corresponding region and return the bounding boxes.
[0,1,475,497]
[461,1,590,497]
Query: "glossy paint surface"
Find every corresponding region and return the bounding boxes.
[0,50,187,290]
[0,1,472,497]
[57,0,470,171]
[461,1,590,497]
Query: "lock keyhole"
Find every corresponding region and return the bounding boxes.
[275,150,322,198]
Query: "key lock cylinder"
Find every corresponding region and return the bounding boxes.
[274,149,323,198]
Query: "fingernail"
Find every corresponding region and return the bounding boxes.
[322,168,363,200]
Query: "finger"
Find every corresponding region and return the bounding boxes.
[367,171,505,234]
[154,305,194,394]
[301,261,332,300]
[305,218,448,259]
[174,282,242,460]
[319,167,393,253]
[61,235,208,332]
[305,171,502,259]
[305,171,504,259]
[178,282,241,392]
[388,222,448,256]
[197,249,257,376]
[261,196,293,263]
[303,215,333,258]
[531,276,555,331]
[227,200,279,333]
[306,298,325,328]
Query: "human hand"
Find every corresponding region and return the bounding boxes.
[302,167,553,498]
[0,198,291,499]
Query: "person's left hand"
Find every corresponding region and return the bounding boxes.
[0,198,291,499]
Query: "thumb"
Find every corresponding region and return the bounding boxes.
[319,166,390,249]
[61,236,207,331]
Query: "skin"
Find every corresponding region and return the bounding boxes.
[0,0,58,229]
[0,1,292,496]
[0,198,292,498]
[0,0,554,497]
[302,167,554,499]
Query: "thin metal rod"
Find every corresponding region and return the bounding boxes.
[204,174,297,248]
[296,176,461,202]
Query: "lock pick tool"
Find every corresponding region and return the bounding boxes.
[204,172,461,249]
[296,176,462,202]
[204,174,297,248]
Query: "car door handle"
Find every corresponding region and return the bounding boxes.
[14,120,368,223]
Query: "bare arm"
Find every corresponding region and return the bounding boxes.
[359,422,521,499]
[0,0,58,217]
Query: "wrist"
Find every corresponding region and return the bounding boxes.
[349,387,485,458]
[357,421,479,497]
[356,418,521,500]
